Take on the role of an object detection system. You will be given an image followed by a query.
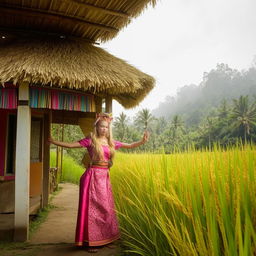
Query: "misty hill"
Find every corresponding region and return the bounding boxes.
[152,63,256,127]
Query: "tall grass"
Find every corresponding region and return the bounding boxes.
[110,144,256,256]
[50,151,84,184]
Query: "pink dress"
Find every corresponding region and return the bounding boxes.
[75,137,123,247]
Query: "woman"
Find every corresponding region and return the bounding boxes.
[49,113,149,253]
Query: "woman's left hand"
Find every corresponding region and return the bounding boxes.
[142,130,150,143]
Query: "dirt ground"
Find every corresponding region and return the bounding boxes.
[1,183,122,256]
[30,183,79,244]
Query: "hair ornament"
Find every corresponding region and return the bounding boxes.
[94,113,113,126]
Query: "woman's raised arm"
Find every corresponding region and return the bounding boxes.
[121,130,149,149]
[48,137,82,148]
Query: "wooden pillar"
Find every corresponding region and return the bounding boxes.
[42,111,51,208]
[95,96,102,113]
[105,95,112,113]
[14,82,31,242]
[60,124,64,181]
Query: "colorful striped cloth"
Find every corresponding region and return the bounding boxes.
[30,87,94,112]
[0,87,94,112]
[0,88,17,109]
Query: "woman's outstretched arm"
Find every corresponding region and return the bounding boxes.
[48,137,82,148]
[121,130,149,149]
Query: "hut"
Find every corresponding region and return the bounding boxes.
[0,0,156,242]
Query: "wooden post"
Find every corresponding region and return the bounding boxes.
[14,82,31,242]
[105,95,112,113]
[60,124,64,181]
[56,124,59,170]
[42,111,51,208]
[95,96,103,113]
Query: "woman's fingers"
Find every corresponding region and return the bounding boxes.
[143,130,149,142]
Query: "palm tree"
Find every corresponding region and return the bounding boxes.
[230,95,256,142]
[164,115,185,152]
[218,99,229,120]
[134,108,154,131]
[197,115,217,149]
[215,99,231,143]
[170,115,185,143]
[113,112,129,140]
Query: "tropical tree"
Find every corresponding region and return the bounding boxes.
[113,112,129,141]
[163,115,185,152]
[134,108,154,131]
[229,95,256,142]
[214,99,231,143]
[197,115,217,148]
[171,115,185,139]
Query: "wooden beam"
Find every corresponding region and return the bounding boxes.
[0,5,118,33]
[95,96,103,113]
[14,82,31,242]
[0,27,99,44]
[105,95,112,114]
[66,0,129,18]
[52,110,96,125]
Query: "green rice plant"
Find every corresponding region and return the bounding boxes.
[110,144,256,256]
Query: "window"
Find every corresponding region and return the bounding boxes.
[30,118,43,162]
[6,114,17,174]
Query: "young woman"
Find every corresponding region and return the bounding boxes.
[48,113,149,253]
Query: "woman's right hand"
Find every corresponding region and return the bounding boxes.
[48,137,55,145]
[48,137,82,148]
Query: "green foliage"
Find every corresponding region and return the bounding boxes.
[113,112,130,141]
[134,108,155,131]
[51,124,85,165]
[229,96,256,141]
[50,98,256,157]
[112,96,256,153]
[50,151,84,184]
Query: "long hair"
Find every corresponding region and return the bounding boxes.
[90,120,115,161]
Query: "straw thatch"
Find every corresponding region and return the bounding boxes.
[0,37,155,108]
[0,0,157,42]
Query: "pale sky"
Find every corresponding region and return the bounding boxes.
[102,0,256,118]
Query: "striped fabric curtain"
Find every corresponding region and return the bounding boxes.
[30,87,94,112]
[0,88,17,109]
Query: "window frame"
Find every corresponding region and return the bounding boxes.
[30,117,43,163]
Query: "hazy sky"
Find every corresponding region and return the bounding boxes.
[102,0,256,118]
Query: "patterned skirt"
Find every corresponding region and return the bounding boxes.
[75,167,120,246]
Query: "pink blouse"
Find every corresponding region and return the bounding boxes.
[78,137,123,161]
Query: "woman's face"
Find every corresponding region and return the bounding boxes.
[97,121,109,136]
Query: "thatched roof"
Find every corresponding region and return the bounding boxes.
[0,0,157,43]
[0,37,155,108]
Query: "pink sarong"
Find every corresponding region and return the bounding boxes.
[75,138,122,246]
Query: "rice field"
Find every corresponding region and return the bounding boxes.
[110,144,256,256]
[52,144,256,256]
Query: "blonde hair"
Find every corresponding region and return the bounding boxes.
[90,120,115,161]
